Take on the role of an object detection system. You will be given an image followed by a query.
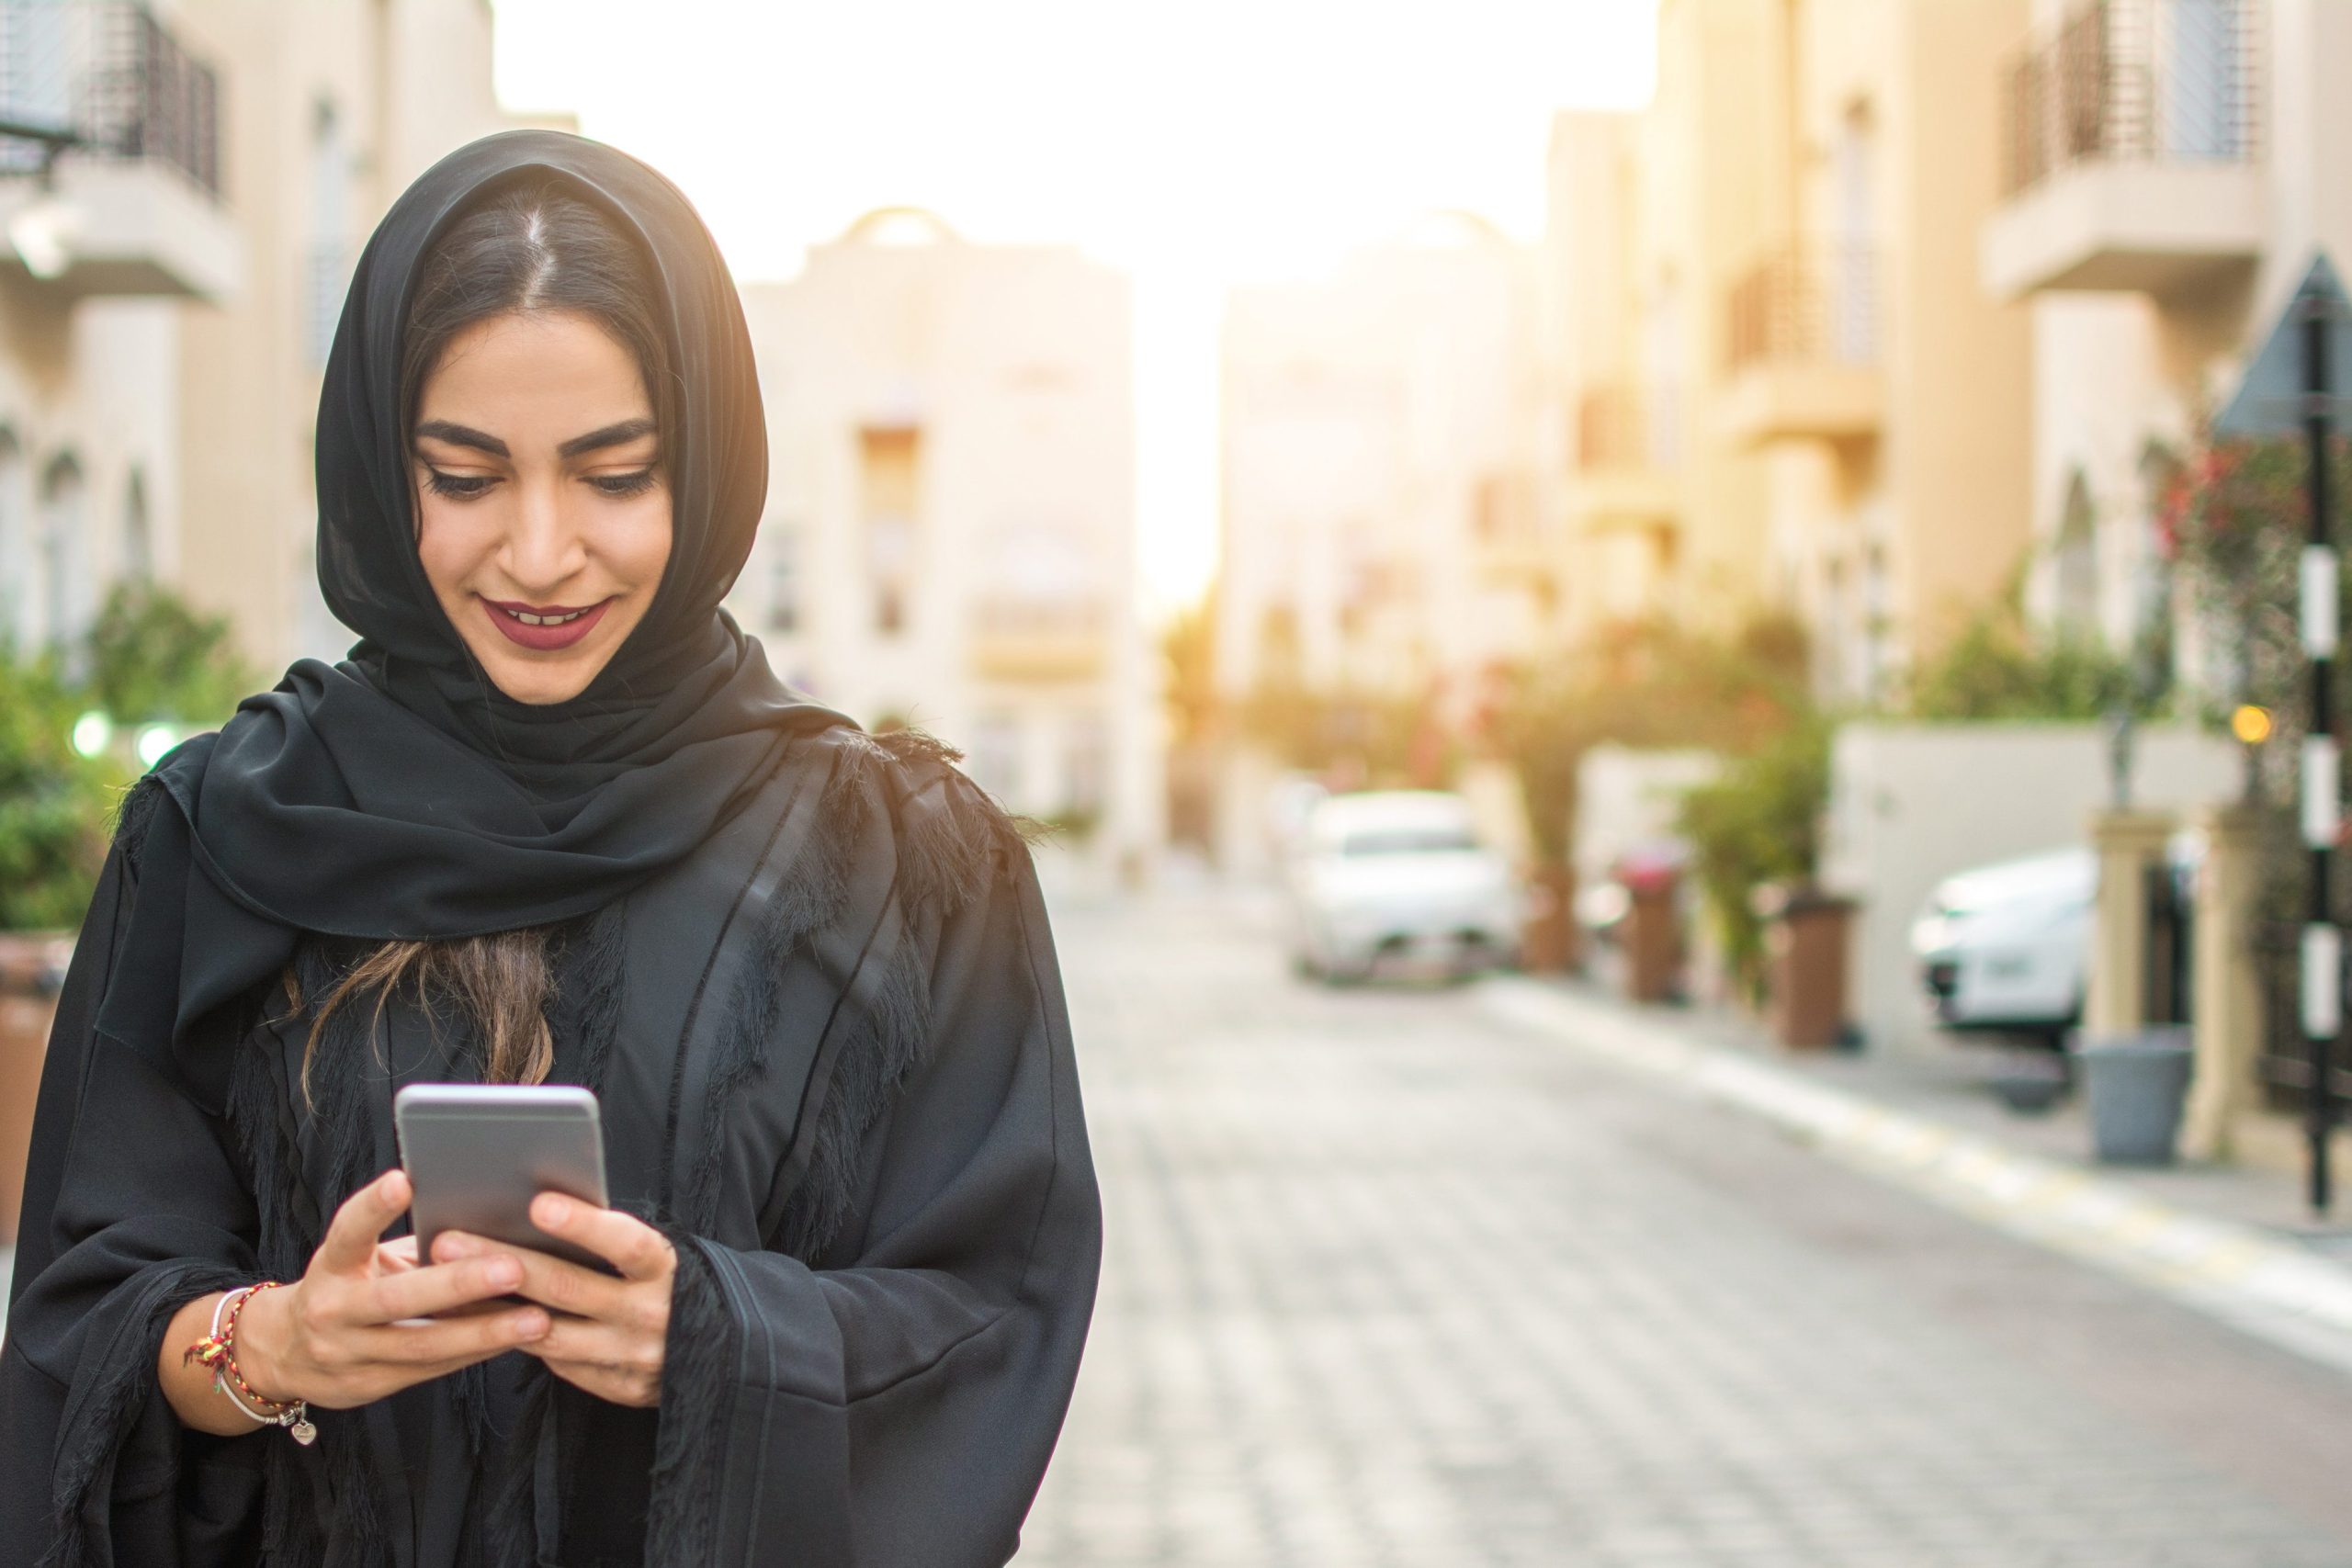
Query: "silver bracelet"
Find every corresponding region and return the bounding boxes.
[199,1284,318,1445]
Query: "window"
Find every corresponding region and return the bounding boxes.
[0,433,22,638]
[121,468,151,581]
[1061,713,1107,816]
[306,98,350,370]
[861,425,920,636]
[2054,468,2099,633]
[968,713,1020,805]
[39,454,88,660]
[765,531,800,634]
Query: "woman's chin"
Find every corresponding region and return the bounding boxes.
[472,647,614,705]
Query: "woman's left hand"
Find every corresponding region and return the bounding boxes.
[430,1195,676,1408]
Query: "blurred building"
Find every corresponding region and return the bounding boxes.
[735,209,1162,881]
[0,0,525,680]
[0,0,243,660]
[174,0,513,672]
[1980,0,2335,665]
[1545,0,2034,705]
[1216,213,1552,720]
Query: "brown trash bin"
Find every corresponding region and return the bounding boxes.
[1757,885,1855,1051]
[1623,865,1683,1004]
[0,932,73,1246]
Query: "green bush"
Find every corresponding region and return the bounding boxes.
[0,583,254,930]
[0,653,116,931]
[1900,610,2134,722]
[83,580,255,728]
[1676,716,1831,1003]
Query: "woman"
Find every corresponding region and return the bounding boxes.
[0,130,1102,1568]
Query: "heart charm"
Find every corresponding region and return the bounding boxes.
[289,1418,318,1446]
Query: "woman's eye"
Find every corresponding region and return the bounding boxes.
[588,469,659,498]
[424,469,493,499]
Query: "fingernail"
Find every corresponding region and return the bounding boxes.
[515,1311,548,1339]
[437,1234,478,1259]
[488,1259,521,1288]
[537,1195,570,1225]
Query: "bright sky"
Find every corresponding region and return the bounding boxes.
[492,0,1658,621]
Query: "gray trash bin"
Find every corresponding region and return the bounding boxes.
[2071,1026,2193,1165]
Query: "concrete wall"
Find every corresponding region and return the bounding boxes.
[1821,721,2241,1054]
[1573,744,1721,893]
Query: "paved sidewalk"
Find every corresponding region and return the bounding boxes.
[1020,886,2352,1567]
[1481,977,2352,1380]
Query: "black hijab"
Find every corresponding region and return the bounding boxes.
[96,130,852,1111]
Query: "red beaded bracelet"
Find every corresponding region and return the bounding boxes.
[182,1281,316,1444]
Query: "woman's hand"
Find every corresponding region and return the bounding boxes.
[233,1168,554,1410]
[431,1194,676,1408]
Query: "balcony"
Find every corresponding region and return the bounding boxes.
[968,596,1108,683]
[1981,0,2264,301]
[1720,244,1883,447]
[1570,383,1679,531]
[0,2,239,301]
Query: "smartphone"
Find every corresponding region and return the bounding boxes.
[392,1083,612,1273]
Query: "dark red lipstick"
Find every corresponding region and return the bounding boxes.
[479,595,612,651]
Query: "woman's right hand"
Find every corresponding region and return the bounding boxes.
[234,1168,552,1410]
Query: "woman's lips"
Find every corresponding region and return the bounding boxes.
[479,595,613,651]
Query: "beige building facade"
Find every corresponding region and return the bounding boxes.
[0,0,519,682]
[1547,0,2034,703]
[735,210,1161,881]
[1216,215,1553,725]
[1982,0,2345,669]
[0,0,243,660]
[174,0,510,672]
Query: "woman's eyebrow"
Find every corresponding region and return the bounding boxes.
[558,417,658,458]
[414,420,509,457]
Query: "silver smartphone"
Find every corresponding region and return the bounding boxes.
[392,1083,612,1273]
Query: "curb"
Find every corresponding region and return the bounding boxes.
[1479,976,2352,1380]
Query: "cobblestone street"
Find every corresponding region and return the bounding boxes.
[1013,886,2352,1568]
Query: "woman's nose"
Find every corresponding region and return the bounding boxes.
[503,479,587,589]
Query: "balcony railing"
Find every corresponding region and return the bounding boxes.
[2000,0,2259,198]
[1725,243,1879,373]
[0,1,220,196]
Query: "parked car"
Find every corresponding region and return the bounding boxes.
[1909,838,2197,1047]
[1283,790,1522,983]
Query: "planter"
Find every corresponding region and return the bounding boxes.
[1623,867,1683,1005]
[2072,1026,2194,1166]
[0,931,73,1246]
[1754,884,1856,1051]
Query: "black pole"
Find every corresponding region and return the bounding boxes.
[2306,295,2338,1216]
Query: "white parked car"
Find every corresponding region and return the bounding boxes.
[1283,790,1522,983]
[1909,840,2195,1047]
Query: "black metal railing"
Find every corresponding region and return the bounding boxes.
[2001,0,2260,197]
[1725,243,1879,374]
[0,1,220,195]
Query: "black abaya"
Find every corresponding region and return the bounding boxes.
[1,725,1102,1566]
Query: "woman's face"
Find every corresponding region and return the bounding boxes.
[412,309,672,705]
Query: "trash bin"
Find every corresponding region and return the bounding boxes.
[1622,863,1683,1005]
[0,932,72,1245]
[2072,1026,2194,1165]
[1755,884,1856,1051]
